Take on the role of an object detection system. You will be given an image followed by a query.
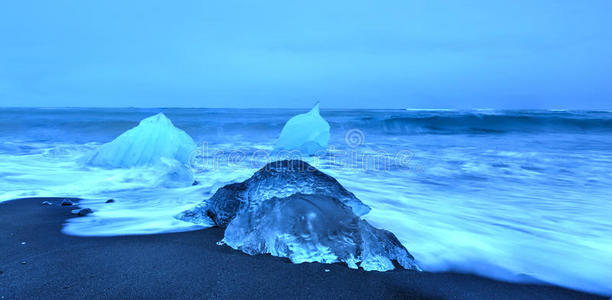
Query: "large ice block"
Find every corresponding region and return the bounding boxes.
[223,193,419,271]
[177,160,371,226]
[176,160,418,271]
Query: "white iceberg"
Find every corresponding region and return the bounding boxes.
[274,103,330,155]
[88,113,197,168]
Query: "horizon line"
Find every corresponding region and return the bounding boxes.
[1,106,612,112]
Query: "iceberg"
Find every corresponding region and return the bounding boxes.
[177,160,371,226]
[223,193,419,271]
[88,113,197,168]
[274,103,330,156]
[177,160,417,271]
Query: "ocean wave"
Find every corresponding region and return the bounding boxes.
[340,111,612,135]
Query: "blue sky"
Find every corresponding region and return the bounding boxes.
[0,0,610,108]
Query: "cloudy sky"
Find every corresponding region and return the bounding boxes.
[0,0,610,108]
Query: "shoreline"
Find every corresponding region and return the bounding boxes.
[0,198,606,299]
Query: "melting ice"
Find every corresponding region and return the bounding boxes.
[274,103,330,155]
[178,160,371,227]
[88,113,196,168]
[178,160,411,271]
[224,193,418,271]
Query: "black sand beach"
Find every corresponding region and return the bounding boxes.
[0,198,605,300]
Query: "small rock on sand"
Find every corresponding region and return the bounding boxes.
[105,199,115,203]
[72,208,93,216]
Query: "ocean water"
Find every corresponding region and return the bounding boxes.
[1,108,611,295]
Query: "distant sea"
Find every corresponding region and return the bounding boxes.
[1,108,611,295]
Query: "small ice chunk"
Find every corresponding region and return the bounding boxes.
[274,103,330,156]
[88,113,196,168]
[157,157,195,188]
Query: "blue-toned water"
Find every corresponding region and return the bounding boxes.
[1,108,611,295]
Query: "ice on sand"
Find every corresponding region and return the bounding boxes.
[178,160,417,271]
[223,193,419,271]
[177,160,372,227]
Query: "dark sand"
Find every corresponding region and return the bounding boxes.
[0,198,605,300]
